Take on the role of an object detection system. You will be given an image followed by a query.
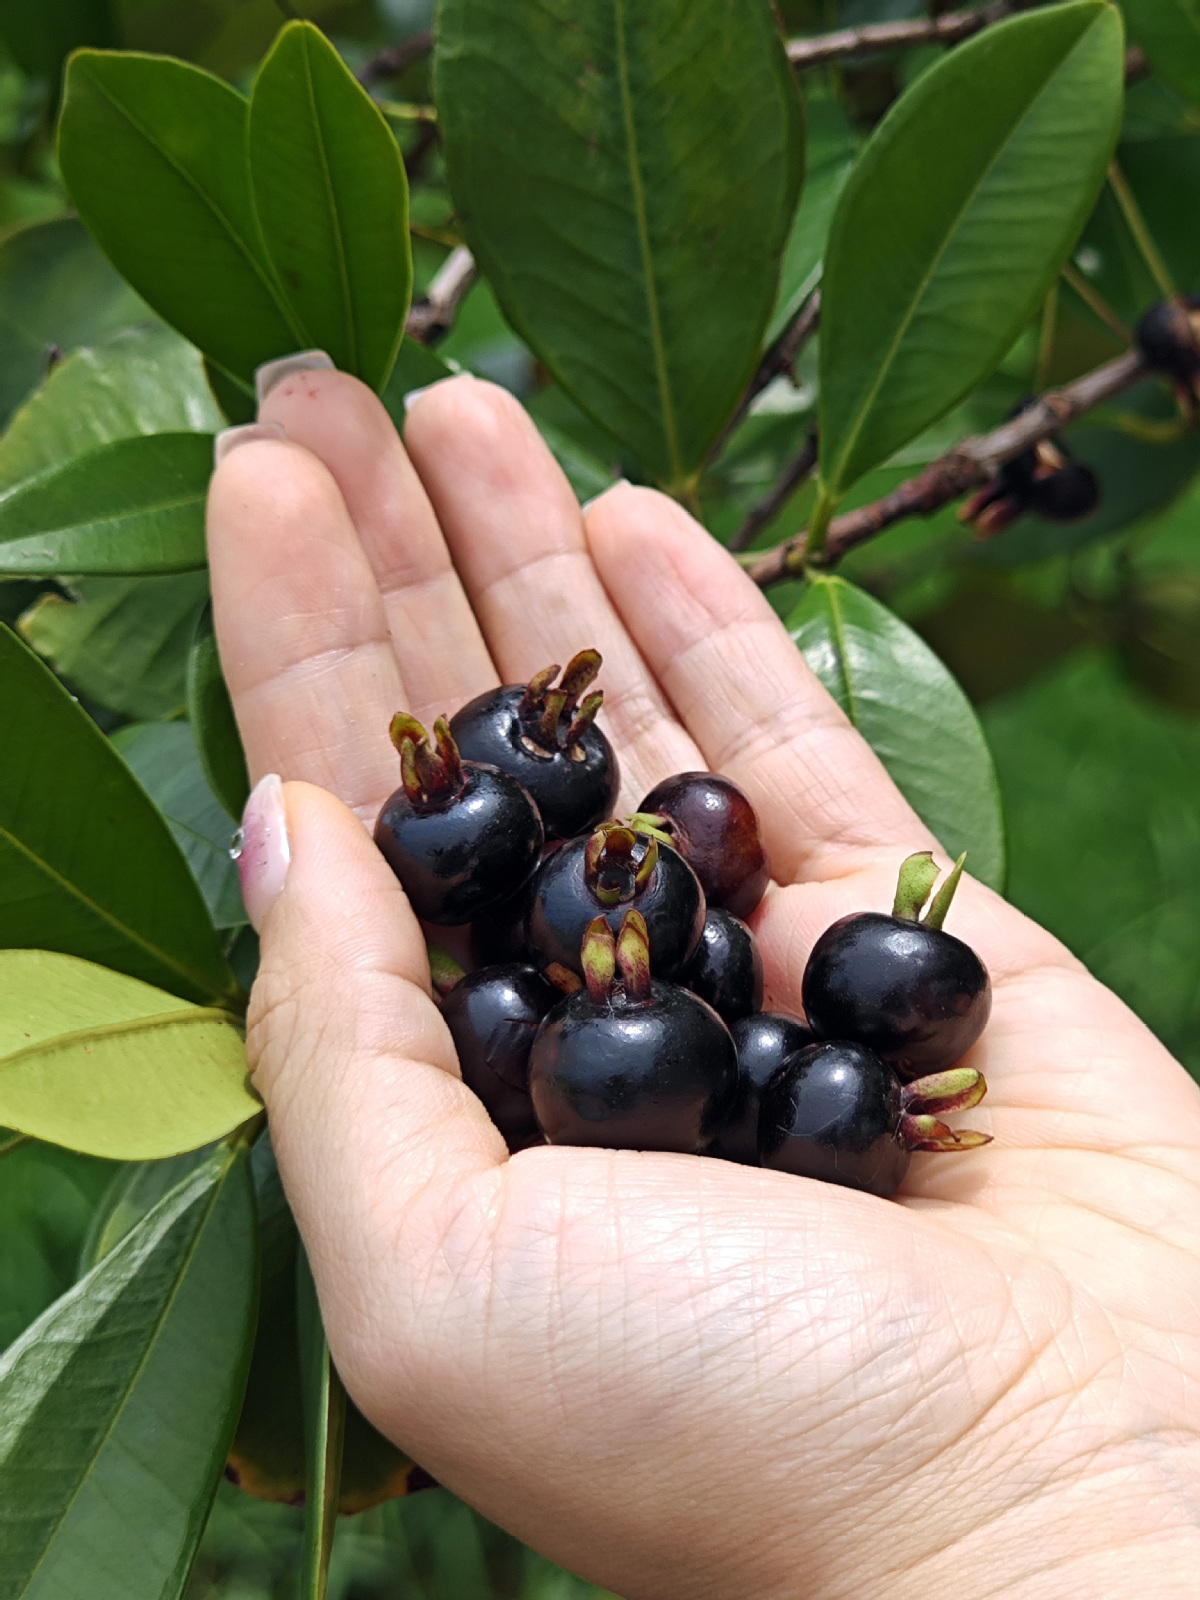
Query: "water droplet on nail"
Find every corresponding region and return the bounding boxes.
[229,827,245,862]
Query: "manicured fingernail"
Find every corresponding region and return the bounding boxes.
[233,774,291,932]
[581,479,629,514]
[403,371,473,413]
[214,420,287,467]
[255,350,334,404]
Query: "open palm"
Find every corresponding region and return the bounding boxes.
[208,368,1200,1600]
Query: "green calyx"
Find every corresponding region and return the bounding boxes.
[891,849,968,929]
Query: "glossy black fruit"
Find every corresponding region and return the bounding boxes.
[1137,295,1200,384]
[635,771,770,920]
[449,651,620,841]
[681,908,763,1027]
[759,1044,991,1197]
[709,1011,813,1166]
[527,823,705,978]
[960,399,1099,536]
[440,964,560,1152]
[529,913,737,1153]
[374,713,543,925]
[802,852,991,1077]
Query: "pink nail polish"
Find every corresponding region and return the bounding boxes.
[234,774,291,931]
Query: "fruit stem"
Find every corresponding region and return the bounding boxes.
[426,942,465,997]
[899,1113,992,1153]
[922,852,968,931]
[892,851,939,921]
[388,711,467,805]
[616,910,652,1002]
[521,662,561,715]
[581,916,616,1004]
[565,690,604,744]
[557,648,601,709]
[901,1066,986,1116]
[538,689,568,745]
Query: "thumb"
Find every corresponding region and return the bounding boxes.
[236,776,506,1347]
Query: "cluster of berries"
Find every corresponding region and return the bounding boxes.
[374,652,992,1199]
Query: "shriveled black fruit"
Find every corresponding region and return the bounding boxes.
[1137,295,1200,385]
[449,651,620,841]
[527,822,704,978]
[529,913,737,1153]
[708,1010,814,1166]
[634,771,770,920]
[759,1043,990,1197]
[681,908,763,1027]
[440,963,561,1152]
[374,712,543,925]
[959,396,1099,536]
[802,852,991,1078]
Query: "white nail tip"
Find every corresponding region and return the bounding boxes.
[581,478,630,514]
[403,372,475,413]
[254,350,335,404]
[213,420,287,466]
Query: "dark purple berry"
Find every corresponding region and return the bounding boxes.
[708,1010,814,1167]
[802,852,991,1078]
[759,1044,990,1198]
[635,772,770,920]
[1137,295,1200,384]
[681,909,763,1027]
[529,913,737,1153]
[440,964,559,1152]
[373,713,543,925]
[959,398,1099,536]
[449,651,619,841]
[527,822,704,979]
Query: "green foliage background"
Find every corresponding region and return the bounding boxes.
[0,0,1199,1594]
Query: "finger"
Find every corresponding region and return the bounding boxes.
[403,377,702,805]
[258,367,498,727]
[207,435,403,822]
[586,483,926,882]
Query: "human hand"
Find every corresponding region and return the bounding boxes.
[207,367,1200,1600]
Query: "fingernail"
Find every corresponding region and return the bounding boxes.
[255,350,334,404]
[403,371,473,413]
[581,478,629,514]
[214,420,287,467]
[233,774,291,932]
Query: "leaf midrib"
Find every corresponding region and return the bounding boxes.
[0,1005,242,1077]
[298,31,356,371]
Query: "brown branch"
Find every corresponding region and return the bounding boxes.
[729,428,819,552]
[710,289,820,465]
[358,28,435,88]
[745,350,1150,586]
[405,245,477,344]
[786,1,1024,69]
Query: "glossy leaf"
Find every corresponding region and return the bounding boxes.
[58,51,303,384]
[187,604,251,824]
[0,216,148,430]
[0,1142,113,1349]
[297,1248,345,1600]
[0,324,222,494]
[818,0,1124,500]
[249,21,412,392]
[111,722,245,929]
[78,1147,214,1275]
[0,950,257,1158]
[0,432,211,575]
[19,571,208,720]
[0,1143,257,1598]
[436,0,804,488]
[788,575,1006,890]
[767,93,857,344]
[1123,0,1200,107]
[0,622,237,1003]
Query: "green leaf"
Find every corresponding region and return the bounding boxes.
[58,50,304,385]
[0,216,148,430]
[787,575,1006,890]
[77,1147,214,1275]
[0,432,211,575]
[766,92,857,345]
[0,1142,257,1598]
[1123,0,1200,107]
[111,722,245,929]
[19,571,208,720]
[0,323,222,494]
[248,21,412,392]
[187,603,250,824]
[0,1142,113,1349]
[0,949,257,1158]
[0,621,238,1003]
[818,0,1124,502]
[436,0,803,488]
[297,1248,345,1600]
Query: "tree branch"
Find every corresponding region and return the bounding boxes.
[405,246,477,344]
[786,1,1025,69]
[744,349,1151,585]
[358,28,435,88]
[729,428,819,552]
